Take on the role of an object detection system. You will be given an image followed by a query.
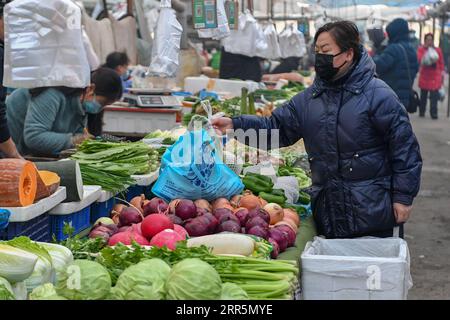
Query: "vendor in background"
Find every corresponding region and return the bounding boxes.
[0,0,21,159]
[6,68,122,157]
[103,51,132,91]
[219,48,262,82]
[213,21,422,239]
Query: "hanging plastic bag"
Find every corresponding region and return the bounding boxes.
[81,28,100,71]
[279,24,307,59]
[198,0,230,40]
[259,23,281,60]
[148,0,183,77]
[222,10,259,57]
[3,0,91,89]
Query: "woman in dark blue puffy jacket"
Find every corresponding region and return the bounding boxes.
[213,21,422,239]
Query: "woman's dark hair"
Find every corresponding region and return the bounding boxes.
[103,52,130,70]
[29,87,85,98]
[91,67,123,102]
[424,33,434,41]
[314,21,361,61]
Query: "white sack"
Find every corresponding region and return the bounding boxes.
[3,0,91,88]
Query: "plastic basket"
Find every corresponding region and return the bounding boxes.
[50,206,91,241]
[0,213,51,242]
[90,198,115,223]
[126,185,147,202]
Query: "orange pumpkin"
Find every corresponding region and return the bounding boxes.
[0,159,37,207]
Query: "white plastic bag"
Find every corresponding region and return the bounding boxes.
[81,28,100,71]
[422,47,439,66]
[222,10,259,57]
[198,0,230,40]
[260,23,281,60]
[148,0,183,77]
[273,176,299,204]
[279,24,307,59]
[3,0,91,89]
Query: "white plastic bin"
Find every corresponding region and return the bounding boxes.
[301,237,413,300]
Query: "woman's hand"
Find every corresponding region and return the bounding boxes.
[211,117,233,135]
[393,203,413,223]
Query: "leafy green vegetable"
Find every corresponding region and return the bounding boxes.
[220,282,249,300]
[166,258,222,300]
[71,140,158,192]
[110,259,171,300]
[29,283,67,300]
[56,260,111,300]
[0,244,38,283]
[0,277,15,300]
[6,236,52,265]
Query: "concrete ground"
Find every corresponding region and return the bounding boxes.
[407,76,450,300]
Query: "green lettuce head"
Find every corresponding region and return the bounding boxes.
[166,258,222,300]
[29,283,67,300]
[56,260,111,300]
[220,283,249,300]
[110,259,171,300]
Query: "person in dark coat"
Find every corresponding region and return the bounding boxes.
[373,18,419,111]
[219,48,262,82]
[213,21,422,239]
[0,0,21,159]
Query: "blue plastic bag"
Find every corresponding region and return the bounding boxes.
[152,130,244,202]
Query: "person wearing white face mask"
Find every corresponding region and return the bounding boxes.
[6,68,122,157]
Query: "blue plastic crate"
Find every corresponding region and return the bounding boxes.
[90,198,115,223]
[50,206,91,241]
[126,185,147,202]
[0,213,51,242]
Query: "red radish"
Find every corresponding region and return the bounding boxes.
[119,207,143,227]
[217,220,241,233]
[143,197,169,216]
[118,226,131,233]
[247,226,269,240]
[131,223,143,236]
[108,231,150,246]
[150,229,184,250]
[141,214,174,240]
[173,224,189,239]
[173,199,197,220]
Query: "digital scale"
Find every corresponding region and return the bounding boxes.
[123,88,183,108]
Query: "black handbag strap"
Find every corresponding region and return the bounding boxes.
[399,44,413,87]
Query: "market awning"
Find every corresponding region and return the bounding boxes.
[304,0,440,8]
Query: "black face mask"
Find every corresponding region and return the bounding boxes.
[315,51,348,81]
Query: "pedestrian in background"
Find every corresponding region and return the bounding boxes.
[373,18,419,111]
[417,33,445,119]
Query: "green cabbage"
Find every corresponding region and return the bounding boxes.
[220,283,249,300]
[56,260,111,300]
[0,244,38,283]
[29,283,67,300]
[25,256,53,293]
[0,277,15,300]
[165,258,222,300]
[110,259,171,300]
